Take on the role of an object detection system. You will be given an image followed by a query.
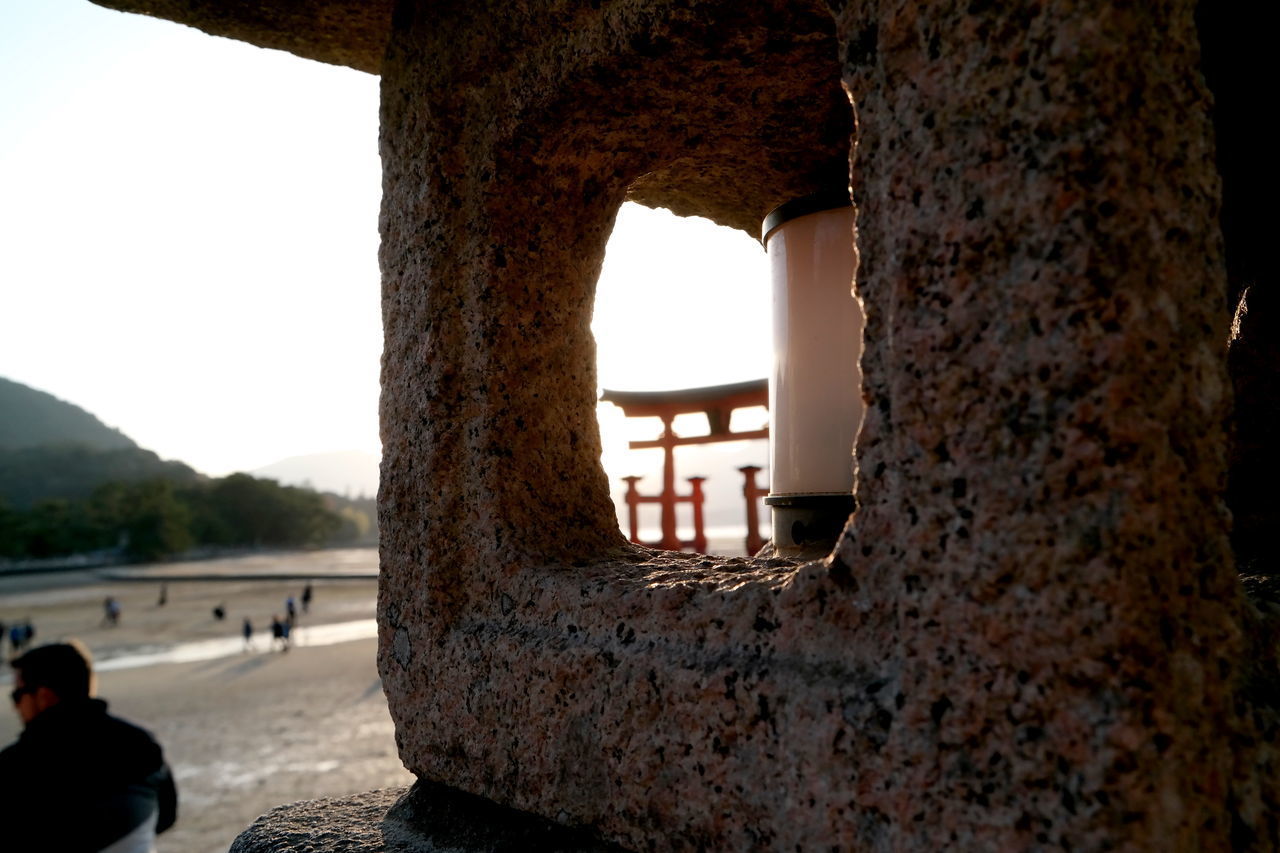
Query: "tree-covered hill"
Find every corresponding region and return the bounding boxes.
[0,474,358,562]
[0,377,201,509]
[0,444,201,509]
[0,377,136,451]
[0,377,376,562]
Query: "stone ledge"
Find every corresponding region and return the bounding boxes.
[231,782,632,853]
[231,789,402,853]
[90,0,392,74]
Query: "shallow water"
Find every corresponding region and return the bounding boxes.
[93,618,378,671]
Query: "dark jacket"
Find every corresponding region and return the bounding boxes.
[0,697,177,851]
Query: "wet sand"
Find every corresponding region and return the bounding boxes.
[0,550,415,853]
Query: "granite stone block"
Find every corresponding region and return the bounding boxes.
[83,0,1280,849]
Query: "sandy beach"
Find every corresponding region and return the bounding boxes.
[0,548,415,853]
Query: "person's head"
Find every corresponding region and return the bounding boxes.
[9,641,95,725]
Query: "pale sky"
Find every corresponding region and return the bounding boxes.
[0,0,772,527]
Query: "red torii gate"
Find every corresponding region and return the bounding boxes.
[601,379,769,554]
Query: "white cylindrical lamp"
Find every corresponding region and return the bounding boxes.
[762,191,863,557]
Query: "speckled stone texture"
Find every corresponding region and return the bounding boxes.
[831,1,1272,846]
[83,0,1279,849]
[231,790,402,853]
[230,784,630,852]
[371,0,1277,849]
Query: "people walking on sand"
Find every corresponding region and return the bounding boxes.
[102,597,121,627]
[301,582,313,614]
[242,617,254,651]
[10,622,33,654]
[11,622,34,654]
[157,584,167,607]
[285,595,298,625]
[2,641,178,851]
[270,616,284,651]
[280,618,292,652]
[212,603,226,621]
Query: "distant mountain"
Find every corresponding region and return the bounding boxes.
[0,377,136,451]
[0,377,200,509]
[252,450,379,498]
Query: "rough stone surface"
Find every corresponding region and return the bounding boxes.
[231,784,631,853]
[384,781,631,852]
[231,789,403,853]
[86,0,1280,850]
[828,1,1265,848]
[372,1,1276,848]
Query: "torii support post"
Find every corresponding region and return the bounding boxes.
[619,474,708,552]
[658,414,678,549]
[687,477,707,554]
[739,465,767,556]
[621,476,643,545]
[602,379,769,553]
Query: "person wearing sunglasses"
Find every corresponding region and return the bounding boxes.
[0,641,177,852]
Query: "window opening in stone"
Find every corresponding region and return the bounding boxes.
[595,204,772,557]
[595,196,862,559]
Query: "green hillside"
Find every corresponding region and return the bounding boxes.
[0,377,199,509]
[0,444,200,509]
[0,378,372,561]
[0,377,137,451]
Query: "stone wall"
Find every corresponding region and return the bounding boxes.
[91,0,1279,849]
